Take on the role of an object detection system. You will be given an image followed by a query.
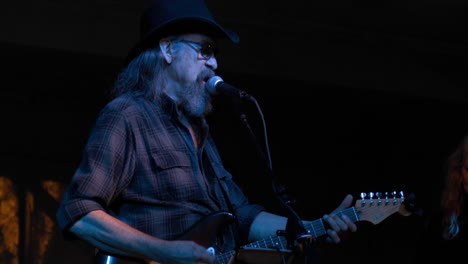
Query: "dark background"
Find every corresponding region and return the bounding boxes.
[0,0,467,263]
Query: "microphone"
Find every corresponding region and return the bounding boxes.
[206,76,251,99]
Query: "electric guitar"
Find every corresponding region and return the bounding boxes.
[95,192,412,264]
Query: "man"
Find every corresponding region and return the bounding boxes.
[56,0,357,263]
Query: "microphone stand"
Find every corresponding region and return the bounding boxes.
[237,95,318,264]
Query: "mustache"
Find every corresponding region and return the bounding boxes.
[199,69,216,82]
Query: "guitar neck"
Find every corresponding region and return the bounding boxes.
[249,207,359,248]
[215,207,359,263]
[217,196,407,263]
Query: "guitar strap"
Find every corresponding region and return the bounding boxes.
[217,178,242,256]
[208,162,242,254]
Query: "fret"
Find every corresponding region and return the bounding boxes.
[309,218,326,237]
[243,235,288,250]
[276,236,286,249]
[264,238,269,248]
[270,236,283,249]
[341,207,359,222]
[351,207,359,222]
[217,250,234,264]
[278,236,286,249]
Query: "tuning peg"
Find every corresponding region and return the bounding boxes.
[391,191,399,205]
[376,192,382,206]
[369,192,374,205]
[400,191,405,203]
[360,192,367,206]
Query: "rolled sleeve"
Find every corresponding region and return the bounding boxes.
[56,196,105,236]
[56,100,136,235]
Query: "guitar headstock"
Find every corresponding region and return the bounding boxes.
[355,191,412,225]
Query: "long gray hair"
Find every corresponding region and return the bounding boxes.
[112,47,166,102]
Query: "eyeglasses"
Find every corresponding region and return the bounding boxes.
[172,39,217,60]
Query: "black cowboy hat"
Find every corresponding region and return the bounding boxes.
[124,0,239,64]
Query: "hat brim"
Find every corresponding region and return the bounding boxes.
[124,18,239,65]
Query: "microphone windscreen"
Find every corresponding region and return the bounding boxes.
[206,76,224,94]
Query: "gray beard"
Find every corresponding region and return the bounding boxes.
[179,81,213,118]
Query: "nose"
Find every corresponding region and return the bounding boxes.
[206,56,218,70]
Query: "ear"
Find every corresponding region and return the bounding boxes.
[159,39,173,64]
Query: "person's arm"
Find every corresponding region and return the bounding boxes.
[69,210,216,264]
[247,211,287,241]
[248,194,357,243]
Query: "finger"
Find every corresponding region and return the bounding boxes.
[334,214,350,231]
[326,229,341,243]
[324,214,347,232]
[337,214,353,230]
[333,194,353,213]
[191,244,216,264]
[322,214,336,230]
[343,194,353,206]
[340,214,357,232]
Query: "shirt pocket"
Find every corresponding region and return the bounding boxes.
[150,149,198,201]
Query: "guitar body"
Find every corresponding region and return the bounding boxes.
[94,211,235,264]
[178,211,236,248]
